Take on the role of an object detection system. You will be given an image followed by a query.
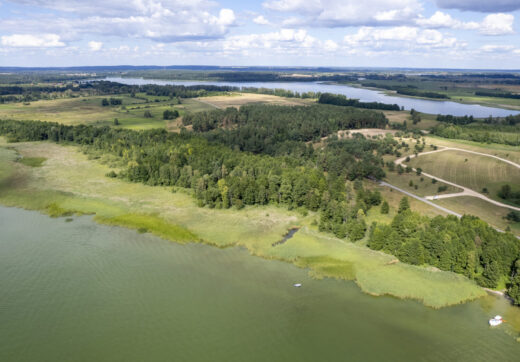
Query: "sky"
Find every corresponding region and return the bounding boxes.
[1,0,520,69]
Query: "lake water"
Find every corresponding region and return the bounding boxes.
[106,77,520,118]
[1,205,520,361]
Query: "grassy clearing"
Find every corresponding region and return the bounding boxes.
[435,196,520,235]
[385,170,462,197]
[425,136,520,164]
[383,110,439,130]
[18,157,46,167]
[408,149,520,202]
[0,94,180,130]
[0,138,485,308]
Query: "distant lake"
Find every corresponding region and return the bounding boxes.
[106,77,520,118]
[1,205,520,361]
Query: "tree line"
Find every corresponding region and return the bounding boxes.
[361,83,449,99]
[182,104,389,156]
[318,93,401,111]
[368,198,520,305]
[0,119,388,234]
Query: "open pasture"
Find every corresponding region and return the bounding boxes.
[435,196,520,236]
[407,149,520,203]
[425,136,520,164]
[0,94,182,130]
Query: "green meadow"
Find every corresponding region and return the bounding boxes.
[0,93,216,130]
[408,149,520,203]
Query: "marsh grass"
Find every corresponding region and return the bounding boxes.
[95,213,199,243]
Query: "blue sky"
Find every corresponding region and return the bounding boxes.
[0,0,519,69]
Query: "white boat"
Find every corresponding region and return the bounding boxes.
[293,283,302,287]
[489,315,503,326]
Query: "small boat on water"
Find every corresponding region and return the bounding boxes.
[489,315,503,326]
[293,283,302,288]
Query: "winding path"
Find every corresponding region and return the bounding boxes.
[394,147,520,212]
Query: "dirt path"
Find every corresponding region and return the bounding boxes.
[394,147,520,212]
[195,99,222,109]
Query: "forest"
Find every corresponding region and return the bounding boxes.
[0,118,389,238]
[431,123,520,146]
[475,90,520,100]
[318,93,400,111]
[182,104,388,156]
[361,82,450,99]
[368,199,520,304]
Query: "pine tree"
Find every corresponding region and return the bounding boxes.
[381,200,389,214]
[398,197,410,213]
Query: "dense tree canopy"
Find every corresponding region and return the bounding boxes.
[368,205,520,303]
[183,104,389,156]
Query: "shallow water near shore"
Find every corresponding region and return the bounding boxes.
[1,205,520,361]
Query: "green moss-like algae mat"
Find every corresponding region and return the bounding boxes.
[0,139,485,308]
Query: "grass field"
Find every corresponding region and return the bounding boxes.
[0,93,313,131]
[425,136,520,164]
[435,196,520,235]
[0,138,486,308]
[407,149,520,203]
[383,110,440,130]
[385,170,463,197]
[0,93,213,130]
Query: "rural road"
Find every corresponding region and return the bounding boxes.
[378,180,518,238]
[394,147,520,212]
[378,181,462,217]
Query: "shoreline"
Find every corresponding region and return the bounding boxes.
[0,139,503,310]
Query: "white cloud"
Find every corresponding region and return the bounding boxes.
[416,11,478,30]
[1,33,65,47]
[262,0,423,27]
[417,12,513,36]
[435,0,520,13]
[6,0,218,17]
[223,29,318,51]
[480,44,515,53]
[218,9,235,26]
[1,2,236,42]
[480,14,514,36]
[253,15,271,25]
[263,0,322,14]
[323,39,338,51]
[344,26,461,50]
[88,40,103,51]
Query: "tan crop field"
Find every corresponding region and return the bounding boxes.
[193,93,313,108]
